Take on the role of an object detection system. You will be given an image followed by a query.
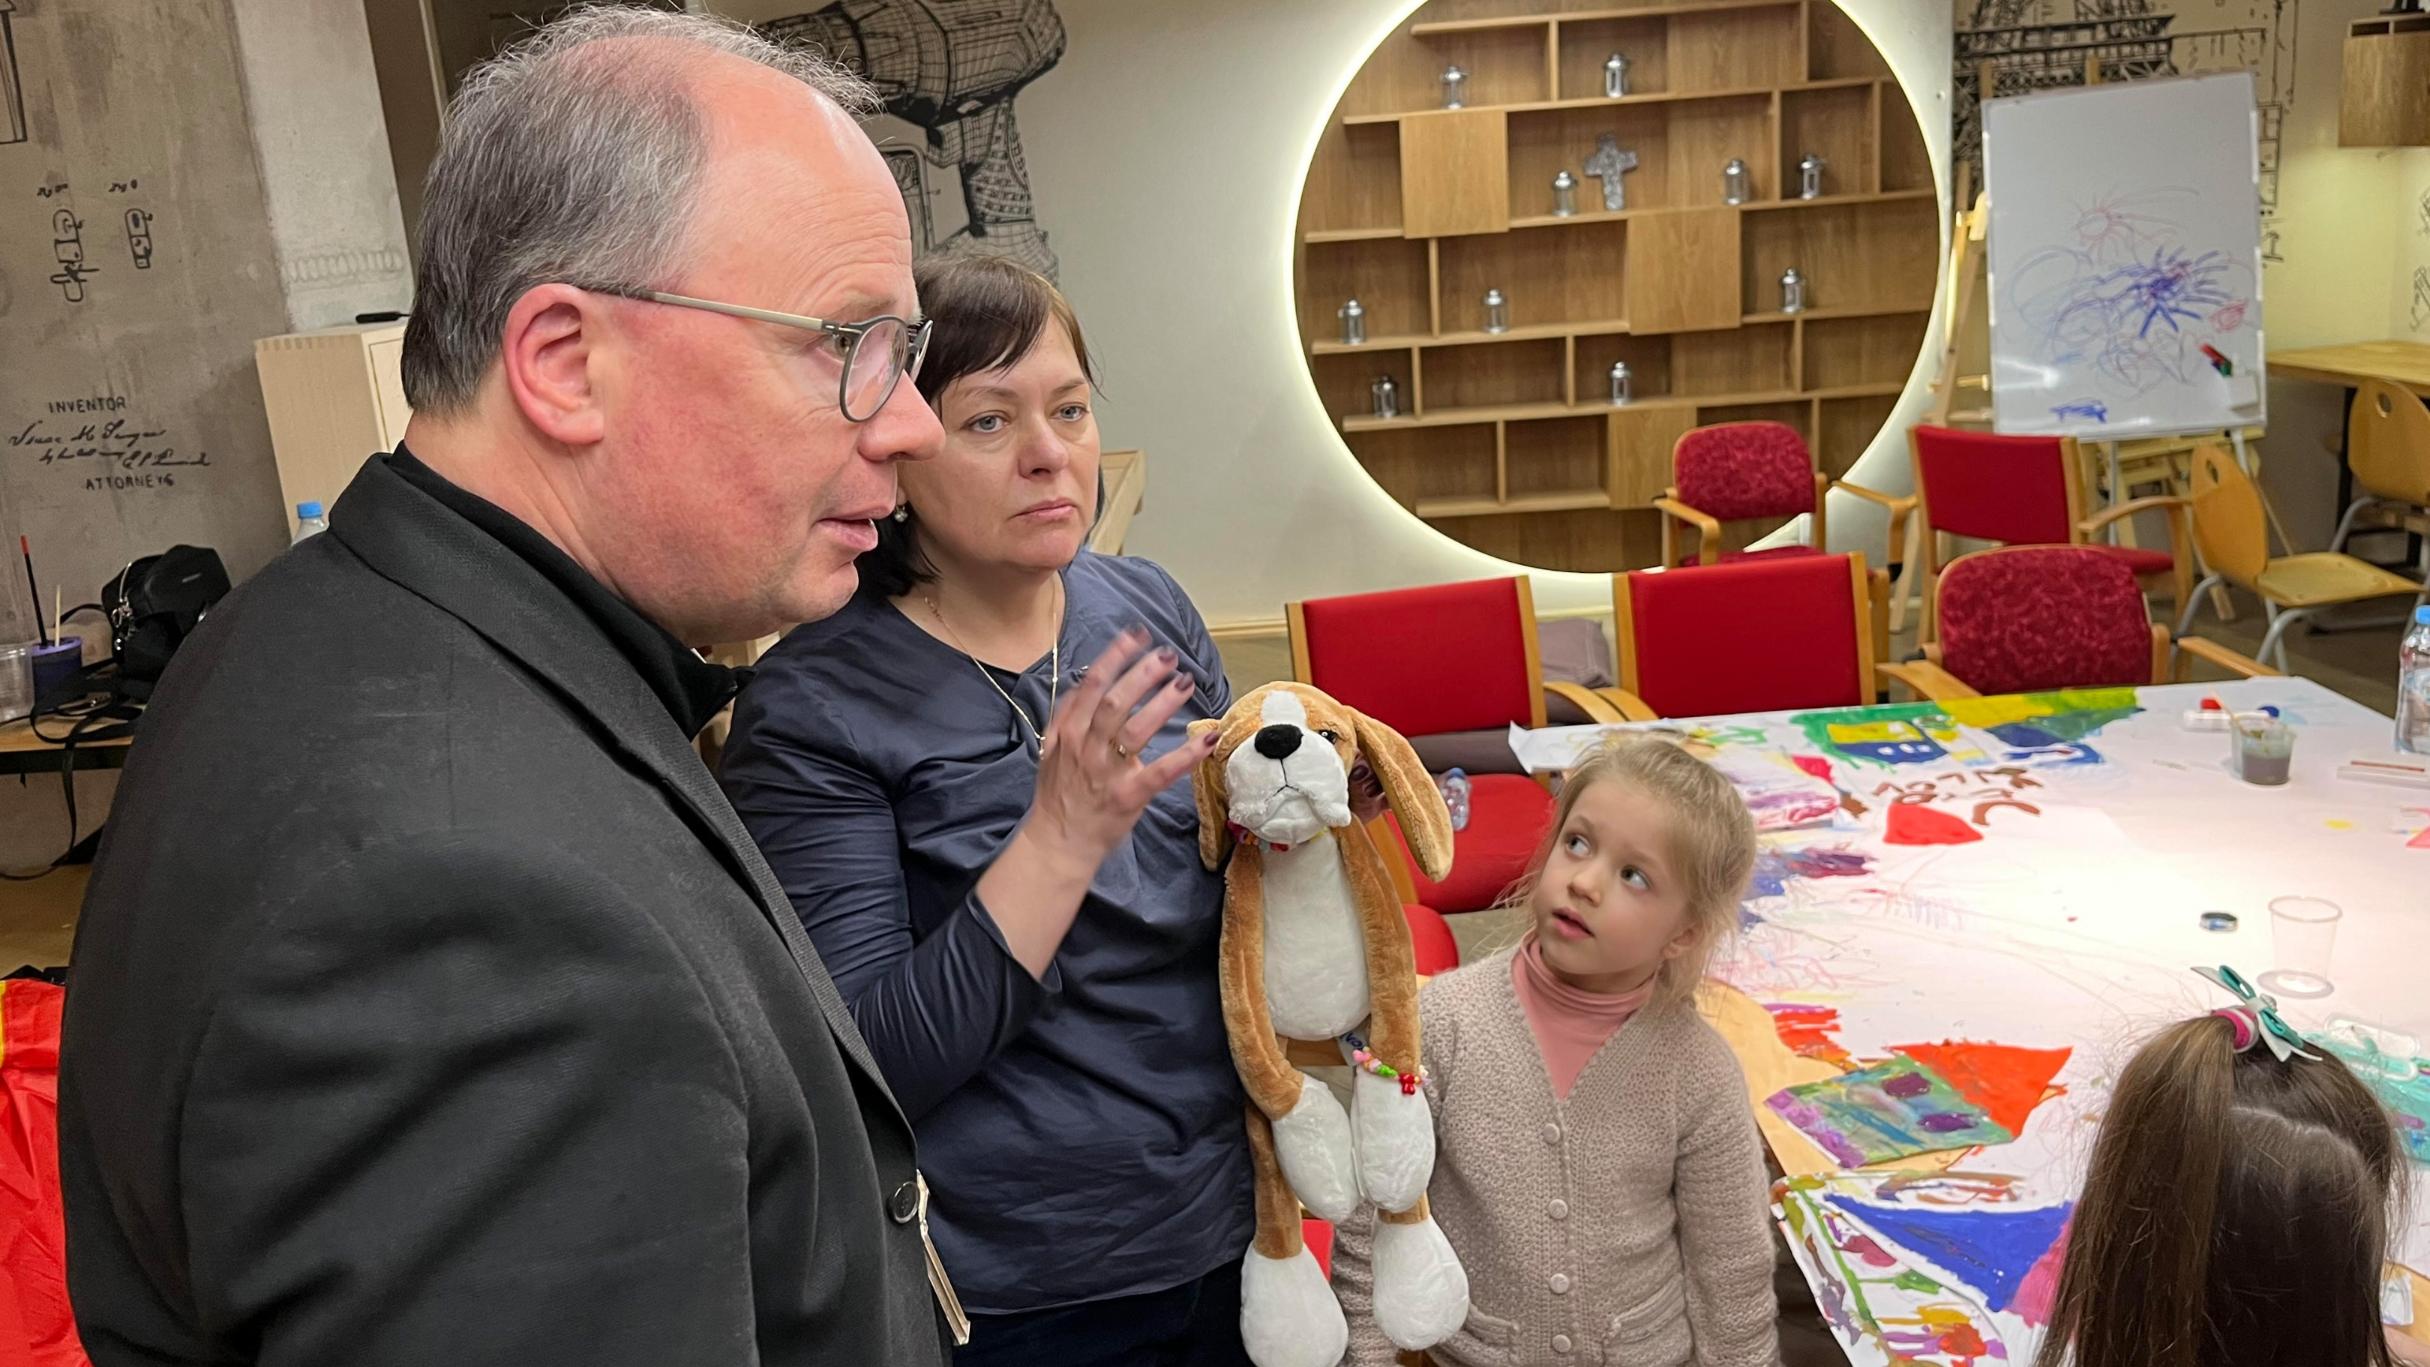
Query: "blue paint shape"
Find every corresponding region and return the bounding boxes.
[1822,1197,2074,1313]
[2051,400,2109,423]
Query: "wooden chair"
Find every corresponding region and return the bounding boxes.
[1656,421,1912,569]
[1288,577,1624,913]
[1908,425,2193,646]
[2174,443,2425,673]
[1879,545,2272,701]
[1604,554,1883,719]
[2331,380,2430,593]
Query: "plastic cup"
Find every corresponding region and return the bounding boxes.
[0,641,34,724]
[2229,712,2294,785]
[2259,896,2340,999]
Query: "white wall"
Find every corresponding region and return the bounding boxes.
[1019,0,1954,626]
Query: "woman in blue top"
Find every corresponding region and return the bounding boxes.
[723,255,1368,1365]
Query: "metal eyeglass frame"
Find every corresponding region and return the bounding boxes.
[587,285,932,422]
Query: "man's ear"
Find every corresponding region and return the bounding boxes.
[499,282,608,448]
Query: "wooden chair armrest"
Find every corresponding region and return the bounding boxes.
[2176,634,2280,679]
[1593,687,1659,721]
[1876,659,1980,701]
[1834,481,1916,516]
[1652,497,1722,566]
[1545,680,1625,723]
[2078,494,2188,537]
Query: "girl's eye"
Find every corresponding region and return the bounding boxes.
[1620,865,1651,891]
[967,413,1006,434]
[1056,403,1090,422]
[1564,833,1589,857]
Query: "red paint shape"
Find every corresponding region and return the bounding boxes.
[1938,1324,1992,1357]
[1885,803,1983,845]
[1792,754,1835,783]
[1767,1003,1851,1064]
[2409,825,2430,850]
[1891,1040,2074,1138]
[1843,1231,1899,1269]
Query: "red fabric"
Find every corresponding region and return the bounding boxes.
[1674,544,1825,569]
[1673,423,1815,523]
[2090,544,2175,580]
[1402,903,1462,976]
[1912,425,2074,545]
[1296,579,1537,737]
[1384,773,1553,913]
[1936,547,2155,696]
[1624,556,1868,718]
[1304,1219,1334,1279]
[0,981,87,1367]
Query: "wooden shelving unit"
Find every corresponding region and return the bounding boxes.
[1295,0,1937,572]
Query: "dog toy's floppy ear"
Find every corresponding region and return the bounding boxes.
[1350,708,1453,884]
[1190,717,1231,871]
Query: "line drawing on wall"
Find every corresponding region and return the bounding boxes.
[1954,1,2296,263]
[0,0,26,147]
[2412,266,2430,333]
[760,0,1067,279]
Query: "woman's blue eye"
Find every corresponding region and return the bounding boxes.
[1621,865,1650,891]
[1057,403,1089,422]
[968,414,1006,434]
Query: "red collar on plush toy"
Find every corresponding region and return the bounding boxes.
[1225,820,1296,853]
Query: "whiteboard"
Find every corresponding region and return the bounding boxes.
[1984,73,2267,440]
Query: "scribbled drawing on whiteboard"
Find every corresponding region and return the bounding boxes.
[2005,187,2255,404]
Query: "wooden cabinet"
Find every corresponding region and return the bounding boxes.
[1296,0,1937,572]
[2341,13,2430,148]
[253,322,410,535]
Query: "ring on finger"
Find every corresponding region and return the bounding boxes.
[1111,738,1133,760]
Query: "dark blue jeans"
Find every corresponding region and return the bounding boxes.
[954,1260,1254,1367]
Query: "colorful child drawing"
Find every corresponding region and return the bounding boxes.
[1768,1058,2015,1167]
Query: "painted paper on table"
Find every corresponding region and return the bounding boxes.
[1767,1058,2015,1167]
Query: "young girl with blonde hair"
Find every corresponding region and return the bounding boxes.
[1331,735,1778,1366]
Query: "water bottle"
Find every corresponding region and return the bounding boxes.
[292,501,329,544]
[1439,768,1471,833]
[2398,604,2430,754]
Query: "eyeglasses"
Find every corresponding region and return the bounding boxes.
[586,286,931,423]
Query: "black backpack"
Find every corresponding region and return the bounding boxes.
[101,544,229,695]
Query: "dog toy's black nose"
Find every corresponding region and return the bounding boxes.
[1253,724,1302,759]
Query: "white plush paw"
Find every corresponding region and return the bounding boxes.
[1272,1073,1360,1222]
[1372,1214,1469,1352]
[1240,1245,1350,1367]
[1350,1064,1435,1212]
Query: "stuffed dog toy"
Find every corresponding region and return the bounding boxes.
[1190,682,1469,1367]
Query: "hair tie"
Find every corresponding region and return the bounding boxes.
[2193,965,2319,1063]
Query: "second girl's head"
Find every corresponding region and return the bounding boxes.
[2036,1008,2405,1367]
[861,254,1101,598]
[1512,736,1756,1007]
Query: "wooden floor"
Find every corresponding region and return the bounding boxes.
[0,865,84,971]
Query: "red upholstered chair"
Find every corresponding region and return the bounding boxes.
[1908,425,2192,646]
[1657,421,1912,569]
[1605,553,1884,719]
[1401,901,1461,978]
[1880,546,2272,700]
[1289,577,1622,912]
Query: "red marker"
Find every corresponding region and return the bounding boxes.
[2199,343,2232,376]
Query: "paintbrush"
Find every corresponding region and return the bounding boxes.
[18,535,46,646]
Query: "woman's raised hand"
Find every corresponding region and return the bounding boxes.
[1021,628,1221,873]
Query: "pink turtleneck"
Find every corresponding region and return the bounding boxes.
[1512,933,1656,1100]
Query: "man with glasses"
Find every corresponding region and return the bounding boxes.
[60,11,951,1366]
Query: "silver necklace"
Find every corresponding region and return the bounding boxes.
[925,579,1063,747]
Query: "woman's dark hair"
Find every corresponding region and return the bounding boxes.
[858,254,1099,599]
[2035,1014,2404,1367]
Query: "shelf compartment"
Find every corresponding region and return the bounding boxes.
[1301,237,1433,344]
[1311,348,1417,425]
[1808,3,1893,82]
[1674,320,1792,397]
[1505,415,1610,501]
[1555,16,1669,101]
[1437,219,1627,330]
[1816,392,1902,480]
[1299,120,1405,239]
[1779,84,1877,200]
[1741,199,1938,316]
[1405,26,1552,110]
[1573,330,1672,405]
[1412,0,1801,38]
[1881,86,1933,193]
[1669,5,1800,92]
[1351,425,1498,509]
[1424,338,1568,411]
[1799,311,1928,391]
[1507,104,1673,217]
[1696,398,1812,443]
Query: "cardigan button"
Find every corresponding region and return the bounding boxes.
[1539,1121,1562,1146]
[889,1180,920,1225]
[1549,1272,1572,1295]
[1547,1198,1569,1220]
[1551,1334,1574,1354]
